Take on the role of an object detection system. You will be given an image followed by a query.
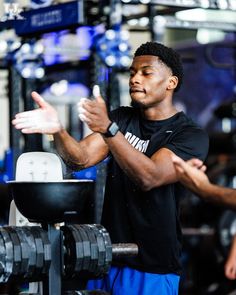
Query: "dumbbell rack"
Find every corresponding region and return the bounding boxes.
[47,224,62,295]
[0,223,138,295]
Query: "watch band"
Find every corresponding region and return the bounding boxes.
[103,122,119,137]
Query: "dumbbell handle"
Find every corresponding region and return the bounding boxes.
[112,243,138,257]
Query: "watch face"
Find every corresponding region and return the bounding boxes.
[104,122,119,137]
[109,122,119,136]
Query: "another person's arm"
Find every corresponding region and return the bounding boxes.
[172,155,236,210]
[225,235,236,280]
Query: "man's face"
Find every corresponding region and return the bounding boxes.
[129,55,173,108]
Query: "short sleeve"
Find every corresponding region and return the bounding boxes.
[165,127,209,161]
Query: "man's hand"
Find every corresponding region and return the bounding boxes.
[225,254,236,280]
[172,155,209,194]
[225,236,236,280]
[12,91,62,134]
[77,85,111,134]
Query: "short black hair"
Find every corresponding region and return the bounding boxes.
[134,42,183,92]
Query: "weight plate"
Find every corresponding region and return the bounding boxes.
[0,227,13,282]
[93,225,110,276]
[0,231,6,282]
[61,225,76,277]
[14,227,30,276]
[75,225,91,272]
[69,225,84,273]
[6,227,22,276]
[82,224,99,274]
[70,225,86,272]
[27,226,44,276]
[79,225,96,273]
[21,227,37,278]
[36,227,51,274]
[89,224,106,277]
[96,225,112,274]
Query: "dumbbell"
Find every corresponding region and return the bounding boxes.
[62,224,138,278]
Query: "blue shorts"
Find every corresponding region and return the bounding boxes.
[86,266,180,295]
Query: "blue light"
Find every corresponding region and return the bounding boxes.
[95,28,131,69]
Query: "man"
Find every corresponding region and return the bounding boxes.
[172,155,236,280]
[12,42,209,294]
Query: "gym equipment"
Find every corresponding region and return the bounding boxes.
[0,224,138,292]
[8,180,95,224]
[62,224,138,278]
[5,152,138,294]
[8,151,64,226]
[0,225,50,282]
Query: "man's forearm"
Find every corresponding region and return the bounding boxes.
[201,183,236,210]
[103,132,176,191]
[53,129,89,170]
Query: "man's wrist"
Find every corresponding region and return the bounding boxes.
[103,121,119,138]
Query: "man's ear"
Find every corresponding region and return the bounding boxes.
[167,76,178,91]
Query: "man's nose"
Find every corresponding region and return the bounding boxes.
[130,74,141,84]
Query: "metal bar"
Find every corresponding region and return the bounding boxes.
[182,227,215,236]
[47,225,62,295]
[112,243,139,257]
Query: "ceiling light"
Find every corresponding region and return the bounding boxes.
[33,42,44,55]
[140,0,151,3]
[21,43,31,54]
[105,30,116,40]
[176,8,236,23]
[21,67,32,79]
[119,43,129,52]
[35,67,45,79]
[127,19,139,26]
[120,56,131,67]
[229,0,236,10]
[217,0,228,10]
[196,28,226,44]
[139,17,149,26]
[105,55,116,67]
[0,40,8,53]
[199,0,210,8]
[176,8,207,22]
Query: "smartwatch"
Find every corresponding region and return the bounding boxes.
[103,122,119,137]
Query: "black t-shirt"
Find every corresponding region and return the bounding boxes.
[101,107,209,275]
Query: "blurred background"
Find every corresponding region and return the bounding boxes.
[0,0,235,294]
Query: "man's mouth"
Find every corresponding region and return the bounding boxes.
[130,88,145,93]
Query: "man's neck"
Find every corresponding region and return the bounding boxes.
[141,106,178,121]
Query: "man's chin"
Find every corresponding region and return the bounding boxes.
[131,101,141,108]
[131,100,148,108]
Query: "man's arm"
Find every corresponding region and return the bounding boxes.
[54,130,109,170]
[79,89,180,191]
[172,155,236,209]
[12,91,109,170]
[104,135,177,191]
